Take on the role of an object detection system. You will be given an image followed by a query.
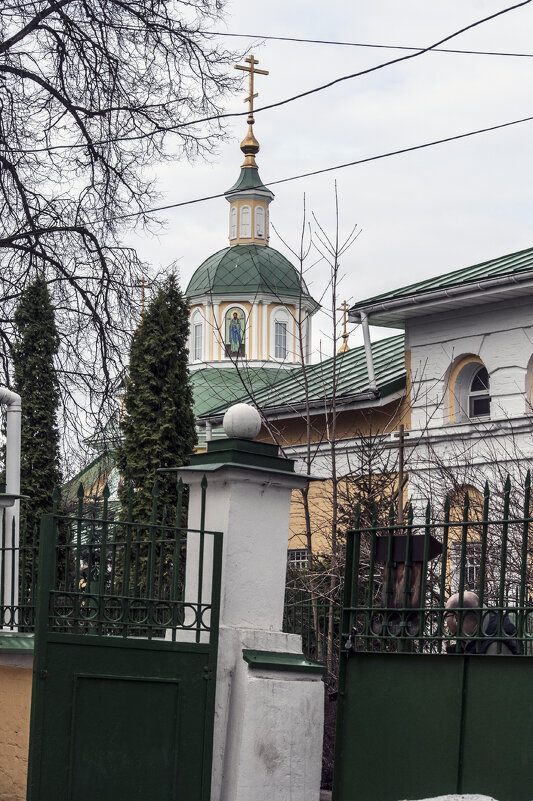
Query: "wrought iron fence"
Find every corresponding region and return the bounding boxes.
[1,476,222,643]
[343,473,533,656]
[1,509,39,630]
[283,588,341,663]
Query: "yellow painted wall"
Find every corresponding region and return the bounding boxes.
[447,354,483,423]
[257,396,409,554]
[229,199,269,245]
[261,398,405,449]
[0,666,32,800]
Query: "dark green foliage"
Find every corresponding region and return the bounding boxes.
[117,275,196,522]
[12,277,62,537]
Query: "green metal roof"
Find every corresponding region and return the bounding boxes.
[225,166,273,195]
[353,246,533,312]
[200,335,406,417]
[185,244,315,300]
[62,451,116,504]
[190,366,287,417]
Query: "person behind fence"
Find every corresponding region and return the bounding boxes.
[444,591,518,654]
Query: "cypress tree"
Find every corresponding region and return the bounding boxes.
[117,275,197,521]
[12,276,62,536]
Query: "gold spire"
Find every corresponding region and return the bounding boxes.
[337,301,350,354]
[234,55,269,168]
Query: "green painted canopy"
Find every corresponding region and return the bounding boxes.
[186,244,315,301]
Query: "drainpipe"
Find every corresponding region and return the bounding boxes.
[0,387,21,624]
[360,312,378,393]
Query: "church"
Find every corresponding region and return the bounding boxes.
[66,56,533,570]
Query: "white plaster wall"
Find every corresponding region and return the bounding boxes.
[213,627,323,801]
[183,467,308,631]
[407,297,533,431]
[179,464,324,801]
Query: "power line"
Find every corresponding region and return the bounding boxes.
[9,0,532,155]
[100,112,533,225]
[210,31,533,60]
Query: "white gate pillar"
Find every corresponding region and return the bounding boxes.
[177,404,324,801]
[0,388,22,628]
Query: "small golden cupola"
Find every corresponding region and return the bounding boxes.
[225,56,274,246]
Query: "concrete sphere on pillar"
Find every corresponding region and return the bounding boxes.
[223,403,262,439]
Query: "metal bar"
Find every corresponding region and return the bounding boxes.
[10,513,15,625]
[30,521,38,629]
[1,510,8,627]
[417,501,431,653]
[399,504,414,652]
[132,525,140,602]
[147,483,159,629]
[439,490,450,610]
[20,516,28,627]
[96,485,110,635]
[496,475,512,652]
[401,504,414,608]
[366,515,376,611]
[478,481,490,609]
[456,492,469,637]
[157,524,165,602]
[171,479,183,605]
[384,505,395,616]
[196,475,208,644]
[498,476,511,608]
[518,470,531,642]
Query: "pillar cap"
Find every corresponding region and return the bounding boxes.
[223,403,261,439]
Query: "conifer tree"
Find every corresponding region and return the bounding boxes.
[12,277,62,536]
[117,275,196,522]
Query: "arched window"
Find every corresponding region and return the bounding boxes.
[230,206,237,239]
[255,206,265,238]
[270,306,292,361]
[191,310,203,362]
[468,366,490,418]
[240,205,251,238]
[275,321,287,359]
[449,357,490,422]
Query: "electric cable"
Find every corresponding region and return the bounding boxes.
[97,112,533,225]
[7,0,532,155]
[210,30,533,60]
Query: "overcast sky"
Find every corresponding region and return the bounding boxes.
[127,0,533,357]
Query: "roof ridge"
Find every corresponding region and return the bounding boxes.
[353,245,533,310]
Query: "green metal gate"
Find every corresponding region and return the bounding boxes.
[26,481,222,801]
[333,478,533,801]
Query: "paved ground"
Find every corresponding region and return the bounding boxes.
[403,796,498,801]
[320,793,498,801]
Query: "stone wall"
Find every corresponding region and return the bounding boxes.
[0,663,32,800]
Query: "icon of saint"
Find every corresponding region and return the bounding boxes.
[228,311,242,352]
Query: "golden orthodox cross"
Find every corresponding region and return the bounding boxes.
[337,300,350,353]
[234,55,269,116]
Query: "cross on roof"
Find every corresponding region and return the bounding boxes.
[337,300,350,353]
[234,55,269,117]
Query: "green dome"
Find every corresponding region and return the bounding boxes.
[186,244,314,300]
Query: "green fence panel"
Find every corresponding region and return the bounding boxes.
[333,477,533,801]
[26,478,222,801]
